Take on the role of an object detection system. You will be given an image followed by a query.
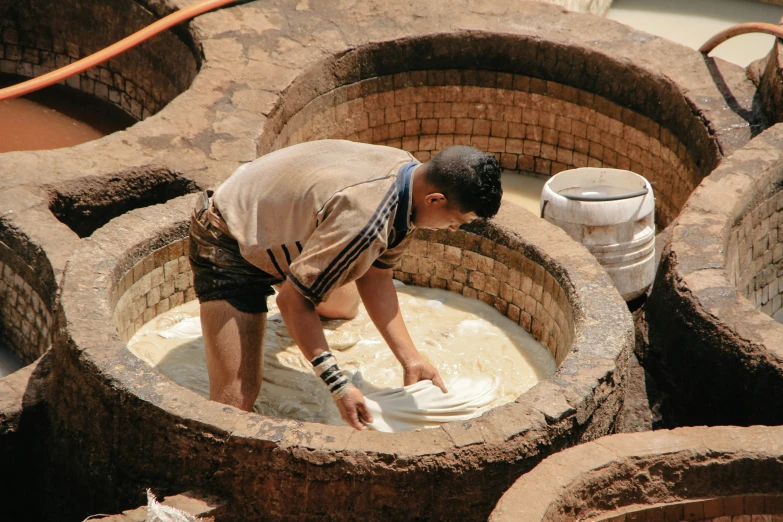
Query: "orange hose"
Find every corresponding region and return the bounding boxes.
[700,22,783,55]
[0,0,236,101]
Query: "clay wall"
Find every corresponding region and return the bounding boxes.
[727,189,783,319]
[0,0,198,120]
[395,231,574,364]
[112,239,194,343]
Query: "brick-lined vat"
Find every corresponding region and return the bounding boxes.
[263,31,759,230]
[645,123,783,426]
[0,0,198,120]
[52,193,633,521]
[490,426,783,522]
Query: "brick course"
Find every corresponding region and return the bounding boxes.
[728,189,783,319]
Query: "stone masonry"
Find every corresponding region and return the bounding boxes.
[645,123,783,427]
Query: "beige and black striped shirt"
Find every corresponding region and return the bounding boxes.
[213,140,417,305]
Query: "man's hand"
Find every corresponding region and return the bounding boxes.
[336,385,373,430]
[403,357,448,393]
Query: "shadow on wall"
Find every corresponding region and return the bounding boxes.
[47,168,201,238]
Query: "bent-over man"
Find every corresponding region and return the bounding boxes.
[189,139,502,429]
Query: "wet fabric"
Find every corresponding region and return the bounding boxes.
[362,377,499,433]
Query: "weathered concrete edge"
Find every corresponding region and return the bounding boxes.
[489,425,783,521]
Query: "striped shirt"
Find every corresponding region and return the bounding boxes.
[213,140,417,305]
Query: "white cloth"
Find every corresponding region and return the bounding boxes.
[157,317,202,339]
[362,376,499,432]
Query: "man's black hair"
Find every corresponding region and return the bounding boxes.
[422,146,503,219]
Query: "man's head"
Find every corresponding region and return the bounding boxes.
[411,146,502,230]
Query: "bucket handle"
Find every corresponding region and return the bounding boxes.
[557,186,649,202]
[540,183,654,218]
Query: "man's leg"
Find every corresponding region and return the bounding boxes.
[200,299,266,411]
[315,282,361,320]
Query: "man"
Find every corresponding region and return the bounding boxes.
[189,139,502,430]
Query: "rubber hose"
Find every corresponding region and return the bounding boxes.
[700,22,783,55]
[0,0,237,101]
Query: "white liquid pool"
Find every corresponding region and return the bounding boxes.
[501,170,549,215]
[127,283,557,429]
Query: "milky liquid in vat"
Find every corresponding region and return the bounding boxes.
[608,0,783,67]
[0,74,136,153]
[127,283,557,427]
[0,342,24,378]
[501,170,548,214]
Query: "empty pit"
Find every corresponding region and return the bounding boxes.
[645,123,783,426]
[50,189,633,521]
[47,168,200,238]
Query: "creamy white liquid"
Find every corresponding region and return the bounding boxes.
[608,0,783,67]
[127,283,557,428]
[501,170,548,214]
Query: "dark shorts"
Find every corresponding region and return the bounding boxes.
[188,190,279,314]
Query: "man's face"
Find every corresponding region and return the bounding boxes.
[414,194,478,230]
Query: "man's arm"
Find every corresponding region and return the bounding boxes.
[276,280,372,430]
[355,265,447,393]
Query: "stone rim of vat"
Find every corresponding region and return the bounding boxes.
[55,192,633,518]
[489,425,783,521]
[60,194,633,445]
[645,123,783,426]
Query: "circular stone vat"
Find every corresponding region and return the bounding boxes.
[53,193,633,521]
[0,0,198,121]
[645,123,783,426]
[490,425,783,522]
[261,32,755,232]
